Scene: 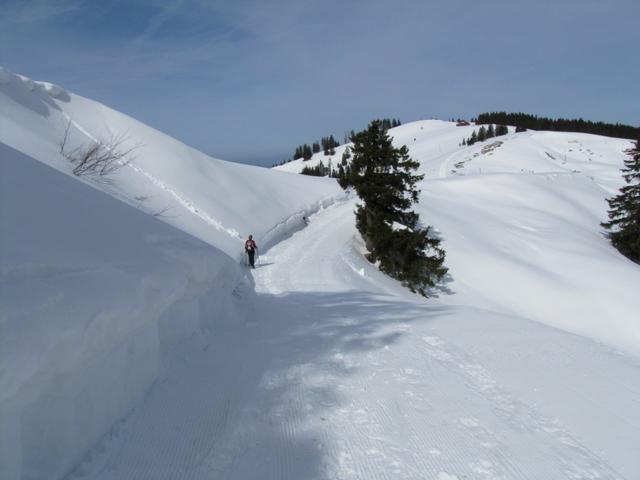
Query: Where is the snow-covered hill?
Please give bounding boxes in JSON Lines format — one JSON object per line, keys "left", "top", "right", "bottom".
{"left": 276, "top": 120, "right": 640, "bottom": 353}
{"left": 0, "top": 66, "right": 344, "bottom": 257}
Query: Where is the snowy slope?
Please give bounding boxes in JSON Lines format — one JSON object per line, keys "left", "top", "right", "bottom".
{"left": 0, "top": 66, "right": 344, "bottom": 257}
{"left": 277, "top": 120, "right": 640, "bottom": 354}
{"left": 276, "top": 142, "right": 353, "bottom": 175}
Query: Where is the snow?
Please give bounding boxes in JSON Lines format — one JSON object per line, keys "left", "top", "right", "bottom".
{"left": 277, "top": 119, "right": 640, "bottom": 355}
{"left": 276, "top": 143, "right": 353, "bottom": 175}
{"left": 0, "top": 67, "right": 11, "bottom": 84}
{"left": 59, "top": 198, "right": 640, "bottom": 480}
{"left": 0, "top": 67, "right": 343, "bottom": 480}
{"left": 2, "top": 66, "right": 640, "bottom": 480}
{"left": 390, "top": 220, "right": 410, "bottom": 231}
{"left": 0, "top": 67, "right": 344, "bottom": 258}
{"left": 36, "top": 81, "right": 68, "bottom": 99}
{"left": 0, "top": 143, "right": 237, "bottom": 480}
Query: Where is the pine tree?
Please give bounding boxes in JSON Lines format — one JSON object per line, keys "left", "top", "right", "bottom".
{"left": 487, "top": 124, "right": 495, "bottom": 138}
{"left": 350, "top": 120, "right": 447, "bottom": 296}
{"left": 496, "top": 125, "right": 509, "bottom": 136}
{"left": 477, "top": 126, "right": 487, "bottom": 142}
{"left": 303, "top": 144, "right": 313, "bottom": 160}
{"left": 602, "top": 139, "right": 640, "bottom": 262}
{"left": 341, "top": 146, "right": 351, "bottom": 164}
{"left": 312, "top": 142, "right": 320, "bottom": 153}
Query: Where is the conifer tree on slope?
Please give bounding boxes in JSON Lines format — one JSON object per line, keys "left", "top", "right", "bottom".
{"left": 602, "top": 139, "right": 640, "bottom": 262}
{"left": 350, "top": 120, "right": 447, "bottom": 296}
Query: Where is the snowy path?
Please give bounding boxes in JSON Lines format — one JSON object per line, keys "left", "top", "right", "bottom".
{"left": 69, "top": 201, "right": 640, "bottom": 480}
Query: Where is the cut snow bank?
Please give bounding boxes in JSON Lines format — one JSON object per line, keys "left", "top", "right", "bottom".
{"left": 0, "top": 144, "right": 239, "bottom": 480}
{"left": 0, "top": 67, "right": 343, "bottom": 480}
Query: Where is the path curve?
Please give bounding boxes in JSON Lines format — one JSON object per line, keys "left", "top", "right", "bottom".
{"left": 67, "top": 200, "right": 640, "bottom": 480}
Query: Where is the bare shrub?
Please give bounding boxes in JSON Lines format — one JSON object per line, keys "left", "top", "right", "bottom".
{"left": 59, "top": 119, "right": 141, "bottom": 177}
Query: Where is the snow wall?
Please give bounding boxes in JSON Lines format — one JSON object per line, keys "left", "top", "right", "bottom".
{"left": 0, "top": 145, "right": 239, "bottom": 480}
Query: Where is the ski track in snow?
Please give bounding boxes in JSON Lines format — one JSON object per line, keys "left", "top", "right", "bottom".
{"left": 438, "top": 150, "right": 462, "bottom": 178}
{"left": 65, "top": 198, "right": 640, "bottom": 480}
{"left": 126, "top": 162, "right": 242, "bottom": 240}
{"left": 61, "top": 113, "right": 242, "bottom": 241}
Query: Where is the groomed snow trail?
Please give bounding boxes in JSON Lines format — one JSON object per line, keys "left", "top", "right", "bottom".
{"left": 69, "top": 200, "right": 640, "bottom": 480}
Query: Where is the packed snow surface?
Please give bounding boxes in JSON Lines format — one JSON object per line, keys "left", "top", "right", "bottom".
{"left": 63, "top": 199, "right": 640, "bottom": 480}
{"left": 1, "top": 66, "right": 639, "bottom": 479}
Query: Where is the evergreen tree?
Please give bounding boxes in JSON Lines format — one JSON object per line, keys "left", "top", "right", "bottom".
{"left": 469, "top": 130, "right": 478, "bottom": 145}
{"left": 301, "top": 164, "right": 323, "bottom": 176}
{"left": 303, "top": 144, "right": 313, "bottom": 160}
{"left": 341, "top": 147, "right": 351, "bottom": 164}
{"left": 337, "top": 163, "right": 351, "bottom": 189}
{"left": 477, "top": 126, "right": 487, "bottom": 142}
{"left": 602, "top": 140, "right": 640, "bottom": 262}
{"left": 350, "top": 120, "right": 447, "bottom": 296}
{"left": 487, "top": 124, "right": 495, "bottom": 138}
{"left": 321, "top": 136, "right": 333, "bottom": 155}
{"left": 496, "top": 125, "right": 509, "bottom": 136}
{"left": 476, "top": 111, "right": 639, "bottom": 140}
{"left": 312, "top": 142, "right": 320, "bottom": 153}
{"left": 331, "top": 135, "right": 338, "bottom": 155}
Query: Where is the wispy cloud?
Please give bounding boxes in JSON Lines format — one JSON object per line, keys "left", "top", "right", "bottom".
{"left": 129, "top": 0, "right": 185, "bottom": 48}
{"left": 1, "top": 0, "right": 638, "bottom": 162}
{"left": 0, "top": 0, "right": 80, "bottom": 26}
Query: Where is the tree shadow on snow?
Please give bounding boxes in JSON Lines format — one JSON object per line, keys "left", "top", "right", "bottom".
{"left": 200, "top": 278, "right": 455, "bottom": 479}
{"left": 65, "top": 275, "right": 456, "bottom": 480}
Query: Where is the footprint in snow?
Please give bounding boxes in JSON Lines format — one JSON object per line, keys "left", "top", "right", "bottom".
{"left": 437, "top": 473, "right": 460, "bottom": 480}
{"left": 459, "top": 416, "right": 481, "bottom": 428}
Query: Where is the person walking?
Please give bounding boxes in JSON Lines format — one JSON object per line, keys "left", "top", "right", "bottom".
{"left": 245, "top": 234, "right": 258, "bottom": 268}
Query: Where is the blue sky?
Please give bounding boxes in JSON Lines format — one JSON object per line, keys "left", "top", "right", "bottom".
{"left": 1, "top": 0, "right": 638, "bottom": 165}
